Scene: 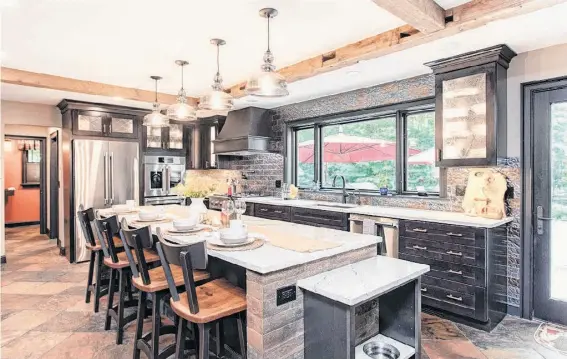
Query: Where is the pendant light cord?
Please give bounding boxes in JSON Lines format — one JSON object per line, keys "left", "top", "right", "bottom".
{"left": 216, "top": 43, "right": 220, "bottom": 74}
{"left": 180, "top": 64, "right": 184, "bottom": 91}
{"left": 154, "top": 78, "right": 158, "bottom": 103}
{"left": 267, "top": 16, "right": 271, "bottom": 52}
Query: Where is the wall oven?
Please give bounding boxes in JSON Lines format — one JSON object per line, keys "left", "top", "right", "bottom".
{"left": 143, "top": 155, "right": 186, "bottom": 205}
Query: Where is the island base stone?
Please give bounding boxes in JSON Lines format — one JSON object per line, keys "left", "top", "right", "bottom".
{"left": 246, "top": 245, "right": 378, "bottom": 359}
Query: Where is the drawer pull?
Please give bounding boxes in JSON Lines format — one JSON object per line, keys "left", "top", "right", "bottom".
{"left": 412, "top": 228, "right": 428, "bottom": 233}
{"left": 447, "top": 269, "right": 463, "bottom": 275}
{"left": 413, "top": 245, "right": 427, "bottom": 250}
{"left": 421, "top": 288, "right": 427, "bottom": 293}
{"left": 274, "top": 210, "right": 283, "bottom": 214}
{"left": 447, "top": 232, "right": 463, "bottom": 237}
{"left": 446, "top": 250, "right": 463, "bottom": 256}
{"left": 446, "top": 294, "right": 463, "bottom": 302}
{"left": 260, "top": 208, "right": 268, "bottom": 212}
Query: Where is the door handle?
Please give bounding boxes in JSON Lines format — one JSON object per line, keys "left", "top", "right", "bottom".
{"left": 536, "top": 206, "right": 553, "bottom": 235}
{"left": 103, "top": 152, "right": 108, "bottom": 205}
{"left": 109, "top": 152, "right": 114, "bottom": 205}
{"left": 161, "top": 167, "right": 167, "bottom": 192}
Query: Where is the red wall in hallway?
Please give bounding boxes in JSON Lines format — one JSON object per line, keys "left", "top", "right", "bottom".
{"left": 4, "top": 140, "right": 40, "bottom": 223}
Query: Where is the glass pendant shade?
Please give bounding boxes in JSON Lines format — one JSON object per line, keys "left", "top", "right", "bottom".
{"left": 245, "top": 8, "right": 289, "bottom": 98}
{"left": 199, "top": 39, "right": 234, "bottom": 111}
{"left": 143, "top": 76, "right": 169, "bottom": 127}
{"left": 167, "top": 60, "right": 197, "bottom": 121}
{"left": 143, "top": 102, "right": 169, "bottom": 127}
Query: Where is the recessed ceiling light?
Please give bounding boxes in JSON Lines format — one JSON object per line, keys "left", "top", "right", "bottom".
{"left": 346, "top": 70, "right": 360, "bottom": 77}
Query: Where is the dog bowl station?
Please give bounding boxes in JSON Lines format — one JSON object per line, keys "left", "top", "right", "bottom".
{"left": 297, "top": 256, "right": 430, "bottom": 359}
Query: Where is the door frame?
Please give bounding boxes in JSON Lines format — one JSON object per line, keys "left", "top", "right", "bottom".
{"left": 4, "top": 135, "right": 48, "bottom": 234}
{"left": 521, "top": 75, "right": 567, "bottom": 319}
{"left": 49, "top": 131, "right": 59, "bottom": 246}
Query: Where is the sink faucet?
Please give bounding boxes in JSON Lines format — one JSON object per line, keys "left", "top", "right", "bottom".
{"left": 332, "top": 175, "right": 349, "bottom": 204}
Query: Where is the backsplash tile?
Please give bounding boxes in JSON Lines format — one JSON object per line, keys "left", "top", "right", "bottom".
{"left": 217, "top": 74, "right": 522, "bottom": 310}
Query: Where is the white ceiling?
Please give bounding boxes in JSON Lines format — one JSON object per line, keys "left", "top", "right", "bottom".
{"left": 2, "top": 0, "right": 567, "bottom": 111}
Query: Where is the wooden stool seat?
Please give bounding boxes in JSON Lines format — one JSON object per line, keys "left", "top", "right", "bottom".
{"left": 132, "top": 264, "right": 210, "bottom": 293}
{"left": 170, "top": 278, "right": 247, "bottom": 324}
{"left": 86, "top": 236, "right": 122, "bottom": 252}
{"left": 85, "top": 243, "right": 102, "bottom": 251}
{"left": 104, "top": 249, "right": 159, "bottom": 269}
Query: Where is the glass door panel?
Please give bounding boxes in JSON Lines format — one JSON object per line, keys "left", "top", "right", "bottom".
{"left": 146, "top": 127, "right": 163, "bottom": 149}
{"left": 168, "top": 124, "right": 184, "bottom": 150}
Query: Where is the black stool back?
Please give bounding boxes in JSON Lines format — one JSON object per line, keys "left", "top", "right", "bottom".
{"left": 156, "top": 234, "right": 208, "bottom": 315}
{"left": 119, "top": 218, "right": 155, "bottom": 286}
{"left": 93, "top": 214, "right": 121, "bottom": 262}
{"left": 77, "top": 206, "right": 97, "bottom": 248}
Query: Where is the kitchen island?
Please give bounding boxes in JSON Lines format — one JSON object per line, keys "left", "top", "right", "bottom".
{"left": 105, "top": 206, "right": 383, "bottom": 359}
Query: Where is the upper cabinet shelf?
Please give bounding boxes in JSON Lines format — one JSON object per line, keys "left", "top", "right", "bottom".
{"left": 425, "top": 45, "right": 517, "bottom": 167}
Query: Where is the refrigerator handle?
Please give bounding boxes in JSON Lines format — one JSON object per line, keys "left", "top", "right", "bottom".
{"left": 165, "top": 165, "right": 171, "bottom": 194}
{"left": 109, "top": 152, "right": 114, "bottom": 204}
{"left": 161, "top": 166, "right": 167, "bottom": 193}
{"left": 103, "top": 152, "right": 109, "bottom": 205}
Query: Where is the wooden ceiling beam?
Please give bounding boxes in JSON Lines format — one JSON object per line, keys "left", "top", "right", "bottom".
{"left": 227, "top": 0, "right": 566, "bottom": 99}
{"left": 371, "top": 0, "right": 446, "bottom": 34}
{"left": 1, "top": 67, "right": 199, "bottom": 106}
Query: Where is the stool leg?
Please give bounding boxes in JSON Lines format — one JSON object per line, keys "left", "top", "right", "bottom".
{"left": 85, "top": 251, "right": 96, "bottom": 304}
{"left": 116, "top": 268, "right": 126, "bottom": 345}
{"left": 151, "top": 292, "right": 162, "bottom": 359}
{"left": 198, "top": 323, "right": 211, "bottom": 359}
{"left": 133, "top": 291, "right": 146, "bottom": 359}
{"left": 175, "top": 317, "right": 187, "bottom": 359}
{"left": 105, "top": 268, "right": 116, "bottom": 330}
{"left": 93, "top": 251, "right": 103, "bottom": 313}
{"left": 215, "top": 320, "right": 225, "bottom": 358}
{"left": 237, "top": 312, "right": 246, "bottom": 359}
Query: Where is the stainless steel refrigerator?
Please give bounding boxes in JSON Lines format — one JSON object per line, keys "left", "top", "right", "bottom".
{"left": 73, "top": 140, "right": 139, "bottom": 262}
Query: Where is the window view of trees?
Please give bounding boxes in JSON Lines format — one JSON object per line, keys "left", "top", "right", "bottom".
{"left": 293, "top": 108, "right": 440, "bottom": 194}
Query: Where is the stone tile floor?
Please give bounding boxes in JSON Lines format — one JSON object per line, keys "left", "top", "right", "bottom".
{"left": 1, "top": 225, "right": 566, "bottom": 359}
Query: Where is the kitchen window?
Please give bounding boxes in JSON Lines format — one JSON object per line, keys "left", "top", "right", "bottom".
{"left": 289, "top": 99, "right": 444, "bottom": 196}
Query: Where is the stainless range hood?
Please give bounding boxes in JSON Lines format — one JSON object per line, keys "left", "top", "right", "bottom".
{"left": 213, "top": 107, "right": 272, "bottom": 156}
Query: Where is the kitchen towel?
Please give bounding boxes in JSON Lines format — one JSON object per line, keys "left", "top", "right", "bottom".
{"left": 362, "top": 219, "right": 377, "bottom": 235}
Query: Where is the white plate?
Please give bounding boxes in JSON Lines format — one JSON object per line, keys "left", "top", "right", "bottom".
{"left": 207, "top": 235, "right": 256, "bottom": 247}
{"left": 112, "top": 208, "right": 139, "bottom": 214}
{"left": 168, "top": 225, "right": 205, "bottom": 234}
{"left": 135, "top": 214, "right": 166, "bottom": 222}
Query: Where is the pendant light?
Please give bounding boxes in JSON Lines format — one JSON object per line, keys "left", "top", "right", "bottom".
{"left": 245, "top": 8, "right": 289, "bottom": 97}
{"left": 143, "top": 76, "right": 169, "bottom": 127}
{"left": 167, "top": 60, "right": 197, "bottom": 121}
{"left": 199, "top": 39, "right": 234, "bottom": 111}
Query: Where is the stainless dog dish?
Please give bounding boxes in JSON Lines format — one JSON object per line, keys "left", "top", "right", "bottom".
{"left": 362, "top": 342, "right": 401, "bottom": 359}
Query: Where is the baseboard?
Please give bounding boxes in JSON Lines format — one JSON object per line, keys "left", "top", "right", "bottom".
{"left": 1, "top": 255, "right": 6, "bottom": 264}
{"left": 5, "top": 221, "right": 40, "bottom": 228}
{"left": 59, "top": 247, "right": 66, "bottom": 256}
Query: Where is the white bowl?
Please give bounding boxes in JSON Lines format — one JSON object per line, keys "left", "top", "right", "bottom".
{"left": 173, "top": 218, "right": 198, "bottom": 231}
{"left": 138, "top": 211, "right": 159, "bottom": 221}
{"left": 219, "top": 228, "right": 248, "bottom": 245}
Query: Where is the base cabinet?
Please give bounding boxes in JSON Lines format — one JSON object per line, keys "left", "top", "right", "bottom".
{"left": 399, "top": 220, "right": 508, "bottom": 329}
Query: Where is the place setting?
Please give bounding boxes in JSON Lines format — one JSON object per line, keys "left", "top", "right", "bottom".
{"left": 130, "top": 208, "right": 173, "bottom": 226}
{"left": 205, "top": 219, "right": 266, "bottom": 251}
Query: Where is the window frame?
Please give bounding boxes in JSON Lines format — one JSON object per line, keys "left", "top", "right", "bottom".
{"left": 286, "top": 97, "right": 445, "bottom": 196}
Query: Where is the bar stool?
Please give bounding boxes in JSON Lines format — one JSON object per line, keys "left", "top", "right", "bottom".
{"left": 121, "top": 220, "right": 210, "bottom": 359}
{"left": 77, "top": 205, "right": 122, "bottom": 313}
{"left": 93, "top": 214, "right": 144, "bottom": 344}
{"left": 157, "top": 237, "right": 247, "bottom": 359}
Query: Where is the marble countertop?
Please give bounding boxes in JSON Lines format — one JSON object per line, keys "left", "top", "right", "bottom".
{"left": 297, "top": 256, "right": 429, "bottom": 306}
{"left": 102, "top": 206, "right": 380, "bottom": 275}
{"left": 242, "top": 197, "right": 512, "bottom": 228}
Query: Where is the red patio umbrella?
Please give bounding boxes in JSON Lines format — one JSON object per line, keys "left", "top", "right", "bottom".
{"left": 298, "top": 133, "right": 420, "bottom": 163}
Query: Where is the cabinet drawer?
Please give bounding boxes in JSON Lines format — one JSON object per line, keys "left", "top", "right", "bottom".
{"left": 291, "top": 207, "right": 348, "bottom": 231}
{"left": 421, "top": 278, "right": 487, "bottom": 322}
{"left": 254, "top": 204, "right": 291, "bottom": 221}
{"left": 400, "top": 221, "right": 485, "bottom": 249}
{"left": 400, "top": 253, "right": 486, "bottom": 287}
{"left": 400, "top": 236, "right": 485, "bottom": 267}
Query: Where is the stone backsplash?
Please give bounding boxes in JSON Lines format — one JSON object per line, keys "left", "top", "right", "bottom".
{"left": 218, "top": 74, "right": 522, "bottom": 311}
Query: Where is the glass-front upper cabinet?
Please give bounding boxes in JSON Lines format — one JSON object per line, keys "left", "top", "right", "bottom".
{"left": 142, "top": 122, "right": 189, "bottom": 154}
{"left": 72, "top": 110, "right": 138, "bottom": 139}
{"left": 426, "top": 45, "right": 517, "bottom": 167}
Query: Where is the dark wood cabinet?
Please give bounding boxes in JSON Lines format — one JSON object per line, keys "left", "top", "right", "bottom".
{"left": 142, "top": 121, "right": 191, "bottom": 156}
{"left": 399, "top": 220, "right": 508, "bottom": 329}
{"left": 254, "top": 203, "right": 291, "bottom": 221}
{"left": 425, "top": 45, "right": 516, "bottom": 167}
{"left": 73, "top": 110, "right": 139, "bottom": 139}
{"left": 194, "top": 116, "right": 226, "bottom": 169}
{"left": 291, "top": 207, "right": 348, "bottom": 231}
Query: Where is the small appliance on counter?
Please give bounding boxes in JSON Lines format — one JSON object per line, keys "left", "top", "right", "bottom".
{"left": 143, "top": 155, "right": 186, "bottom": 206}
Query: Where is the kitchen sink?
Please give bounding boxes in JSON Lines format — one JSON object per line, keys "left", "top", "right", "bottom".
{"left": 315, "top": 203, "right": 358, "bottom": 209}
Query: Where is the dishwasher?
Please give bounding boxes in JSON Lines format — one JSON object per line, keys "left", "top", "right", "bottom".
{"left": 349, "top": 214, "right": 399, "bottom": 258}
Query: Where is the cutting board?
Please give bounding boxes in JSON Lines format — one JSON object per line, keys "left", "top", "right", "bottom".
{"left": 461, "top": 169, "right": 507, "bottom": 220}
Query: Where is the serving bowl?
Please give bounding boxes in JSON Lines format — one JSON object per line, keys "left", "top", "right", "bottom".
{"left": 138, "top": 211, "right": 159, "bottom": 221}
{"left": 218, "top": 228, "right": 249, "bottom": 245}
{"left": 173, "top": 218, "right": 198, "bottom": 232}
